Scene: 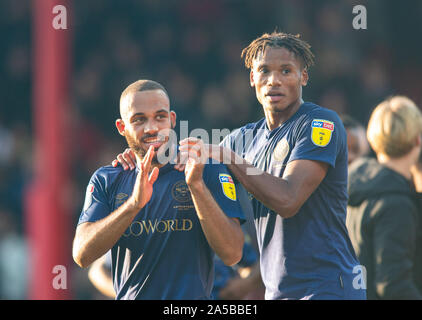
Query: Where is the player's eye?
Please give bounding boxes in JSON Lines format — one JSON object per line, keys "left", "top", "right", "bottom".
{"left": 132, "top": 117, "right": 146, "bottom": 124}
{"left": 282, "top": 68, "right": 291, "bottom": 75}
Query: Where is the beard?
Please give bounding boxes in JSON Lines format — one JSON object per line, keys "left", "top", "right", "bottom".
{"left": 124, "top": 133, "right": 156, "bottom": 164}
{"left": 124, "top": 133, "right": 174, "bottom": 166}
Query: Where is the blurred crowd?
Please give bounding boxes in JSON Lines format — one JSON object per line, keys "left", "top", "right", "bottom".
{"left": 0, "top": 0, "right": 421, "bottom": 299}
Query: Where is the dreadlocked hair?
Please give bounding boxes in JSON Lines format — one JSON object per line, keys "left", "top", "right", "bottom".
{"left": 241, "top": 32, "right": 315, "bottom": 70}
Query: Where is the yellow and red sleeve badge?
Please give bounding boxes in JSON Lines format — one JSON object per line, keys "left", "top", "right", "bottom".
{"left": 311, "top": 119, "right": 334, "bottom": 147}
{"left": 218, "top": 174, "right": 237, "bottom": 201}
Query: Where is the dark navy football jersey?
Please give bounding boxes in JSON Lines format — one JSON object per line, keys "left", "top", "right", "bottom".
{"left": 78, "top": 161, "right": 245, "bottom": 300}
{"left": 221, "top": 102, "right": 366, "bottom": 300}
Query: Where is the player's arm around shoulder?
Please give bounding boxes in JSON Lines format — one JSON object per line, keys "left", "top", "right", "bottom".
{"left": 180, "top": 138, "right": 244, "bottom": 266}
{"left": 207, "top": 111, "right": 336, "bottom": 218}
{"left": 226, "top": 154, "right": 328, "bottom": 218}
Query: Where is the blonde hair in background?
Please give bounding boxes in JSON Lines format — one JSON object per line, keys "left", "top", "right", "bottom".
{"left": 367, "top": 96, "right": 422, "bottom": 158}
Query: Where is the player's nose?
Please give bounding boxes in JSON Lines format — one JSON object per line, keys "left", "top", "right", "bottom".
{"left": 267, "top": 71, "right": 282, "bottom": 86}
{"left": 144, "top": 119, "right": 159, "bottom": 134}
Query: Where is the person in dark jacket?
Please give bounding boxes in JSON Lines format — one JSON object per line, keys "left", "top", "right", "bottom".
{"left": 346, "top": 96, "right": 422, "bottom": 300}
{"left": 411, "top": 152, "right": 422, "bottom": 292}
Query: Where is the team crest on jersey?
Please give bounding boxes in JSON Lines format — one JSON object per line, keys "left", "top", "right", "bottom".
{"left": 273, "top": 138, "right": 289, "bottom": 162}
{"left": 311, "top": 119, "right": 334, "bottom": 147}
{"left": 171, "top": 180, "right": 192, "bottom": 203}
{"left": 219, "top": 174, "right": 236, "bottom": 201}
{"left": 83, "top": 183, "right": 94, "bottom": 212}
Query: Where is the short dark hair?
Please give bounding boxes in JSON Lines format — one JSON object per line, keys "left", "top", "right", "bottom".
{"left": 120, "top": 79, "right": 169, "bottom": 102}
{"left": 119, "top": 80, "right": 170, "bottom": 116}
{"left": 241, "top": 32, "right": 315, "bottom": 70}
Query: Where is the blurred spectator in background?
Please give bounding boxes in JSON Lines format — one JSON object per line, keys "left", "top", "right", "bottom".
{"left": 88, "top": 251, "right": 115, "bottom": 299}
{"left": 340, "top": 114, "right": 370, "bottom": 165}
{"left": 346, "top": 96, "right": 422, "bottom": 299}
{"left": 411, "top": 150, "right": 422, "bottom": 196}
{"left": 213, "top": 243, "right": 263, "bottom": 300}
{"left": 411, "top": 151, "right": 422, "bottom": 292}
{"left": 0, "top": 207, "right": 28, "bottom": 299}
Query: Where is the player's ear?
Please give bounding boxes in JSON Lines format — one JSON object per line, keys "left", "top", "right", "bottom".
{"left": 170, "top": 111, "right": 176, "bottom": 129}
{"left": 301, "top": 68, "right": 309, "bottom": 87}
{"left": 115, "top": 119, "right": 126, "bottom": 136}
{"left": 250, "top": 70, "right": 255, "bottom": 88}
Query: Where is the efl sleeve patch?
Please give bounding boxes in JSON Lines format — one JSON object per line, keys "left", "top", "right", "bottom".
{"left": 311, "top": 119, "right": 334, "bottom": 147}
{"left": 218, "top": 174, "right": 237, "bottom": 201}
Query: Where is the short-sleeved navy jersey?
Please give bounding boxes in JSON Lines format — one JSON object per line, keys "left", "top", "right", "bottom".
{"left": 78, "top": 161, "right": 245, "bottom": 300}
{"left": 221, "top": 102, "right": 366, "bottom": 300}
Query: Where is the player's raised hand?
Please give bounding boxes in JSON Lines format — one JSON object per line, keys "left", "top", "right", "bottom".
{"left": 179, "top": 138, "right": 208, "bottom": 186}
{"left": 128, "top": 146, "right": 159, "bottom": 210}
{"left": 112, "top": 148, "right": 137, "bottom": 170}
{"left": 173, "top": 152, "right": 186, "bottom": 172}
{"left": 175, "top": 141, "right": 229, "bottom": 173}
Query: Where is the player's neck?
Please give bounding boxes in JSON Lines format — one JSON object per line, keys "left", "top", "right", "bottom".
{"left": 377, "top": 153, "right": 415, "bottom": 181}
{"left": 264, "top": 98, "right": 303, "bottom": 131}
